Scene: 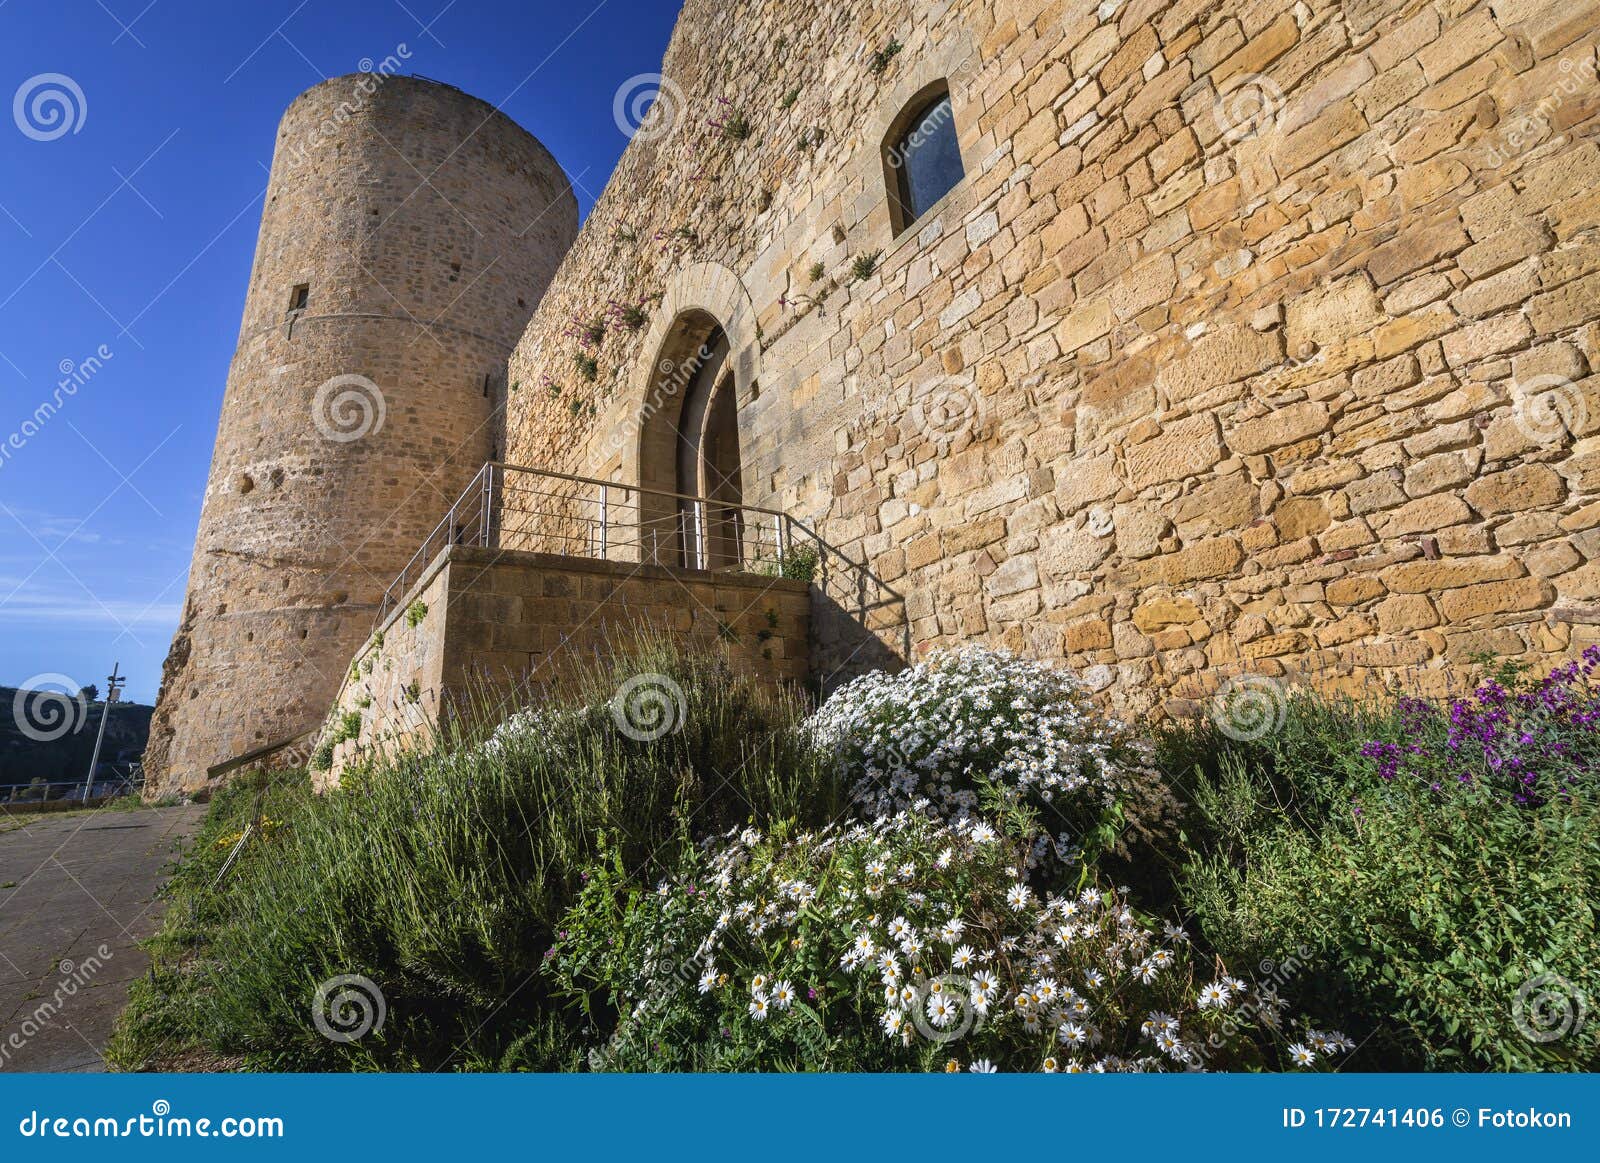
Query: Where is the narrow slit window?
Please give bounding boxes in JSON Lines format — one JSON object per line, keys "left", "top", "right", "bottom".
{"left": 287, "top": 284, "right": 309, "bottom": 315}
{"left": 886, "top": 87, "right": 963, "bottom": 234}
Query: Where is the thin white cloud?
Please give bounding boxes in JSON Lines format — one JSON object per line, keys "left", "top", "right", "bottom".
{"left": 0, "top": 594, "right": 181, "bottom": 626}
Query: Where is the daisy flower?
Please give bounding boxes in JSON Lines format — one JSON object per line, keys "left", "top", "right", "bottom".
{"left": 968, "top": 1059, "right": 997, "bottom": 1073}
{"left": 1058, "top": 1021, "right": 1089, "bottom": 1048}
{"left": 771, "top": 980, "right": 796, "bottom": 1010}
{"left": 926, "top": 995, "right": 960, "bottom": 1028}
{"left": 951, "top": 944, "right": 975, "bottom": 970}
{"left": 1197, "top": 982, "right": 1231, "bottom": 1009}
{"left": 1041, "top": 1057, "right": 1059, "bottom": 1073}
{"left": 698, "top": 968, "right": 717, "bottom": 994}
{"left": 1006, "top": 884, "right": 1031, "bottom": 910}
{"left": 749, "top": 996, "right": 770, "bottom": 1021}
{"left": 1288, "top": 1043, "right": 1316, "bottom": 1067}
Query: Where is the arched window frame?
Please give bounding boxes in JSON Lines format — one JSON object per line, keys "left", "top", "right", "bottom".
{"left": 882, "top": 79, "right": 966, "bottom": 237}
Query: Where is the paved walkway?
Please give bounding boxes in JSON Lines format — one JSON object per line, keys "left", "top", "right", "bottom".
{"left": 0, "top": 804, "right": 206, "bottom": 1072}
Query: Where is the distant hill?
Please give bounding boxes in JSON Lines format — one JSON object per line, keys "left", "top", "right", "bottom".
{"left": 1, "top": 685, "right": 153, "bottom": 789}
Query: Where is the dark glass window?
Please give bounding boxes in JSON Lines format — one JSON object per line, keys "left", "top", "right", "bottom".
{"left": 890, "top": 92, "right": 963, "bottom": 232}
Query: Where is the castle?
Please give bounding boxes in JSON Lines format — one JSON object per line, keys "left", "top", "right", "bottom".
{"left": 145, "top": 0, "right": 1600, "bottom": 794}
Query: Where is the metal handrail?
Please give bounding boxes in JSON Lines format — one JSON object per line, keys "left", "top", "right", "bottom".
{"left": 373, "top": 462, "right": 910, "bottom": 658}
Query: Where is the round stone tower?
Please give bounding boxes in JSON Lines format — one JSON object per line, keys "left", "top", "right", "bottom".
{"left": 144, "top": 74, "right": 578, "bottom": 794}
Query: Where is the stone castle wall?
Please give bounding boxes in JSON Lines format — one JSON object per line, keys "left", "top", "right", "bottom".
{"left": 503, "top": 0, "right": 1600, "bottom": 716}
{"left": 144, "top": 75, "right": 579, "bottom": 794}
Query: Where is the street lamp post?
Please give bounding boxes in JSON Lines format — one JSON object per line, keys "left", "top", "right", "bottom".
{"left": 83, "top": 662, "right": 125, "bottom": 803}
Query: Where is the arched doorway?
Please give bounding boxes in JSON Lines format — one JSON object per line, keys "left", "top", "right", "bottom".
{"left": 637, "top": 312, "right": 746, "bottom": 569}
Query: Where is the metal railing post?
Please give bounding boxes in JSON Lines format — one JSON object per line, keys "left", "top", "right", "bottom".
{"left": 599, "top": 481, "right": 609, "bottom": 558}
{"left": 479, "top": 464, "right": 494, "bottom": 547}
{"left": 777, "top": 515, "right": 788, "bottom": 572}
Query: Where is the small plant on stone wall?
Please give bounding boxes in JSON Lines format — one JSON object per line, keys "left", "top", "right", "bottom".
{"left": 612, "top": 225, "right": 638, "bottom": 245}
{"left": 757, "top": 188, "right": 774, "bottom": 212}
{"left": 361, "top": 657, "right": 375, "bottom": 676}
{"left": 356, "top": 694, "right": 372, "bottom": 710}
{"left": 404, "top": 681, "right": 421, "bottom": 704}
{"left": 655, "top": 225, "right": 698, "bottom": 261}
{"left": 779, "top": 88, "right": 799, "bottom": 110}
{"left": 850, "top": 250, "right": 882, "bottom": 282}
{"left": 797, "top": 127, "right": 822, "bottom": 153}
{"left": 540, "top": 374, "right": 562, "bottom": 397}
{"left": 607, "top": 298, "right": 650, "bottom": 331}
{"left": 867, "top": 37, "right": 903, "bottom": 75}
{"left": 710, "top": 98, "right": 752, "bottom": 142}
{"left": 575, "top": 352, "right": 599, "bottom": 382}
{"left": 567, "top": 314, "right": 606, "bottom": 350}
{"left": 406, "top": 600, "right": 429, "bottom": 629}
{"left": 808, "top": 260, "right": 826, "bottom": 282}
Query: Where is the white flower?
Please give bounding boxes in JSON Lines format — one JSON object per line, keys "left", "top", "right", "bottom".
{"left": 771, "top": 980, "right": 795, "bottom": 1010}
{"left": 968, "top": 1059, "right": 997, "bottom": 1073}
{"left": 1197, "top": 982, "right": 1231, "bottom": 1009}
{"left": 1058, "top": 1021, "right": 1089, "bottom": 1047}
{"left": 1006, "top": 884, "right": 1031, "bottom": 910}
{"left": 881, "top": 1010, "right": 905, "bottom": 1037}
{"left": 1288, "top": 1043, "right": 1316, "bottom": 1067}
{"left": 1041, "top": 1056, "right": 1059, "bottom": 1073}
{"left": 938, "top": 918, "right": 966, "bottom": 944}
{"left": 951, "top": 944, "right": 975, "bottom": 970}
{"left": 750, "top": 974, "right": 767, "bottom": 995}
{"left": 886, "top": 916, "right": 913, "bottom": 941}
{"left": 926, "top": 994, "right": 960, "bottom": 1028}
{"left": 749, "top": 995, "right": 770, "bottom": 1021}
{"left": 698, "top": 968, "right": 717, "bottom": 994}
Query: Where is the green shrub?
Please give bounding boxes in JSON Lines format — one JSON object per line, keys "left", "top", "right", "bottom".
{"left": 1160, "top": 685, "right": 1600, "bottom": 1071}
{"left": 548, "top": 808, "right": 1348, "bottom": 1072}
{"left": 109, "top": 638, "right": 841, "bottom": 1071}
{"left": 405, "top": 600, "right": 428, "bottom": 628}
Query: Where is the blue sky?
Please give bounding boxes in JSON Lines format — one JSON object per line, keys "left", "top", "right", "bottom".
{"left": 0, "top": 0, "right": 680, "bottom": 703}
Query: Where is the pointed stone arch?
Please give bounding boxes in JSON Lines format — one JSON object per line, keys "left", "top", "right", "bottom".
{"left": 615, "top": 261, "right": 760, "bottom": 566}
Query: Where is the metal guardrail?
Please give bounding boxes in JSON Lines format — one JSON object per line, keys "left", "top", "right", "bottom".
{"left": 3, "top": 776, "right": 140, "bottom": 805}
{"left": 374, "top": 462, "right": 910, "bottom": 656}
